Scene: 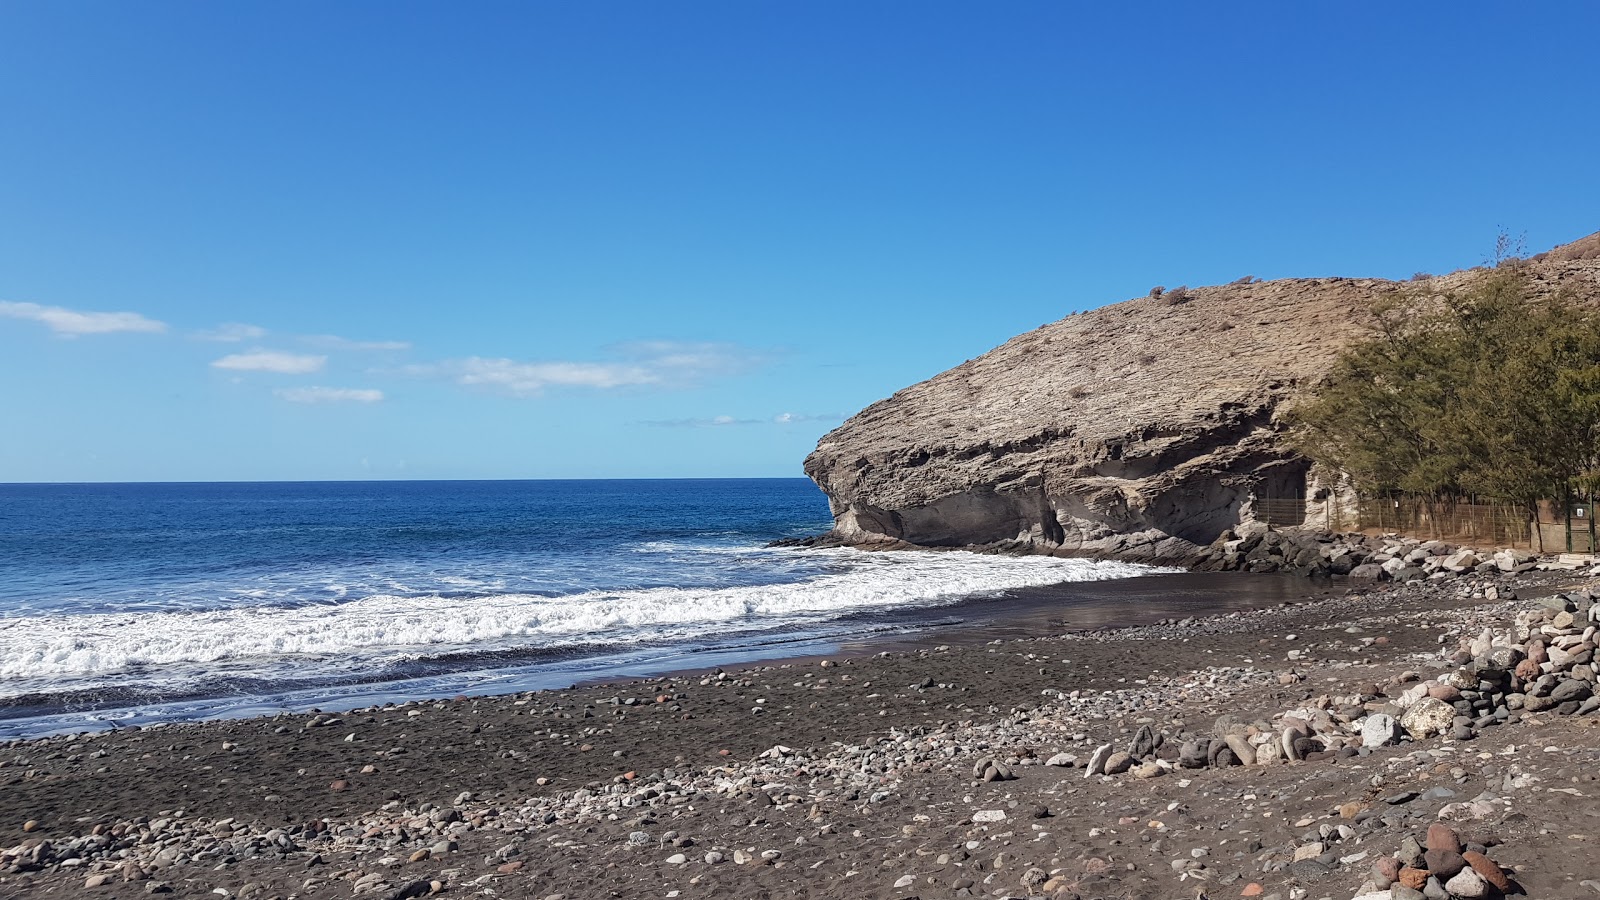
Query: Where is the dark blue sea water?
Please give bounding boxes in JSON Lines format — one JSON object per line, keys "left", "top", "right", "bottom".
{"left": 0, "top": 479, "right": 1170, "bottom": 737}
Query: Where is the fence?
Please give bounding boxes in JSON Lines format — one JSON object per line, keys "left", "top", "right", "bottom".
{"left": 1257, "top": 495, "right": 1535, "bottom": 549}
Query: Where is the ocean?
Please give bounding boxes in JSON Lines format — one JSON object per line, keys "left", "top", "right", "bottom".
{"left": 0, "top": 479, "right": 1176, "bottom": 738}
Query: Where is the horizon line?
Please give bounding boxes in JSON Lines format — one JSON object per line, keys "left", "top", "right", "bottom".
{"left": 0, "top": 475, "right": 817, "bottom": 486}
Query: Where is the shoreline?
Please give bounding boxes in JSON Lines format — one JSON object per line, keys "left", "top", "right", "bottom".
{"left": 5, "top": 566, "right": 1598, "bottom": 898}
{"left": 0, "top": 567, "right": 1318, "bottom": 742}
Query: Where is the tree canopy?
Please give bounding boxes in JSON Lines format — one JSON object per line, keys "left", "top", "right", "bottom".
{"left": 1288, "top": 268, "right": 1600, "bottom": 511}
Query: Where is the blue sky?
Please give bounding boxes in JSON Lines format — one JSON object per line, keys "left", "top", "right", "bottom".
{"left": 2, "top": 2, "right": 1597, "bottom": 482}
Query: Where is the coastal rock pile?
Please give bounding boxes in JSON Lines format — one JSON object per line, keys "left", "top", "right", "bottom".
{"left": 1057, "top": 590, "right": 1598, "bottom": 786}
{"left": 1351, "top": 823, "right": 1518, "bottom": 899}
{"left": 1198, "top": 524, "right": 1543, "bottom": 581}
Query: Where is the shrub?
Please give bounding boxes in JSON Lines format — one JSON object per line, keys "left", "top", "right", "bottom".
{"left": 1163, "top": 286, "right": 1192, "bottom": 305}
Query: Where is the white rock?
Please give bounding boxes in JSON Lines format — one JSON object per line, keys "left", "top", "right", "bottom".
{"left": 1084, "top": 742, "right": 1113, "bottom": 778}
{"left": 1400, "top": 697, "right": 1456, "bottom": 740}
{"left": 1444, "top": 867, "right": 1488, "bottom": 898}
{"left": 1360, "top": 713, "right": 1401, "bottom": 748}
{"left": 971, "top": 809, "right": 1006, "bottom": 823}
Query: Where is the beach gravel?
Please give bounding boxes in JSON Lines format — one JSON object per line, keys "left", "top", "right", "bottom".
{"left": 3, "top": 565, "right": 1599, "bottom": 898}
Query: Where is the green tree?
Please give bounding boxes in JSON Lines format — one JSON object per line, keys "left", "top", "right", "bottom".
{"left": 1289, "top": 268, "right": 1600, "bottom": 537}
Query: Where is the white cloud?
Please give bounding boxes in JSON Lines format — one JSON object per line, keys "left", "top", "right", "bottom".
{"left": 0, "top": 300, "right": 167, "bottom": 336}
{"left": 645, "top": 414, "right": 764, "bottom": 428}
{"left": 408, "top": 341, "right": 767, "bottom": 398}
{"left": 211, "top": 350, "right": 327, "bottom": 374}
{"left": 194, "top": 322, "right": 267, "bottom": 342}
{"left": 274, "top": 386, "right": 384, "bottom": 404}
{"left": 645, "top": 411, "right": 847, "bottom": 428}
{"left": 302, "top": 334, "right": 411, "bottom": 352}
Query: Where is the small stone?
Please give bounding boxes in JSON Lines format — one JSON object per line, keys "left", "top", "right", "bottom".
{"left": 1133, "top": 761, "right": 1165, "bottom": 778}
{"left": 1044, "top": 752, "right": 1076, "bottom": 767}
{"left": 704, "top": 851, "right": 725, "bottom": 865}
{"left": 1462, "top": 851, "right": 1511, "bottom": 892}
{"left": 496, "top": 861, "right": 524, "bottom": 874}
{"left": 1127, "top": 725, "right": 1156, "bottom": 759}
{"left": 664, "top": 853, "right": 687, "bottom": 865}
{"left": 1444, "top": 867, "right": 1488, "bottom": 899}
{"left": 1425, "top": 823, "right": 1461, "bottom": 853}
{"left": 1398, "top": 867, "right": 1428, "bottom": 890}
{"left": 1396, "top": 836, "right": 1425, "bottom": 868}
{"left": 22, "top": 820, "right": 39, "bottom": 833}
{"left": 1423, "top": 849, "right": 1465, "bottom": 879}
{"left": 328, "top": 780, "right": 349, "bottom": 792}
{"left": 407, "top": 849, "right": 430, "bottom": 863}
{"left": 1241, "top": 884, "right": 1263, "bottom": 897}
{"left": 893, "top": 874, "right": 914, "bottom": 888}
{"left": 1102, "top": 750, "right": 1133, "bottom": 774}
{"left": 971, "top": 809, "right": 1006, "bottom": 823}
{"left": 1401, "top": 698, "right": 1456, "bottom": 739}
{"left": 1361, "top": 713, "right": 1401, "bottom": 748}
{"left": 1084, "top": 743, "right": 1114, "bottom": 777}
{"left": 84, "top": 874, "right": 113, "bottom": 888}
{"left": 1292, "top": 841, "right": 1325, "bottom": 861}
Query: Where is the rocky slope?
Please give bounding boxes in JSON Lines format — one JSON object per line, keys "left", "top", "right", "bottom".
{"left": 804, "top": 233, "right": 1600, "bottom": 560}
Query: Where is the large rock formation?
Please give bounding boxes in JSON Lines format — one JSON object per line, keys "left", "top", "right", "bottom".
{"left": 804, "top": 232, "right": 1600, "bottom": 561}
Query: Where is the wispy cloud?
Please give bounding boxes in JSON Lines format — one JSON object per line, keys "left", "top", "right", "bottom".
{"left": 0, "top": 300, "right": 167, "bottom": 336}
{"left": 274, "top": 386, "right": 384, "bottom": 404}
{"left": 211, "top": 350, "right": 327, "bottom": 374}
{"left": 645, "top": 412, "right": 846, "bottom": 428}
{"left": 408, "top": 341, "right": 768, "bottom": 397}
{"left": 644, "top": 415, "right": 766, "bottom": 428}
{"left": 302, "top": 334, "right": 411, "bottom": 352}
{"left": 193, "top": 322, "right": 268, "bottom": 342}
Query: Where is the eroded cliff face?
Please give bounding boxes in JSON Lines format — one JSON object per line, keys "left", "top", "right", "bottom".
{"left": 804, "top": 235, "right": 1600, "bottom": 560}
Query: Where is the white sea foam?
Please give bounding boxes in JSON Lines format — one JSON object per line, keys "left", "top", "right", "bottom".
{"left": 0, "top": 549, "right": 1174, "bottom": 696}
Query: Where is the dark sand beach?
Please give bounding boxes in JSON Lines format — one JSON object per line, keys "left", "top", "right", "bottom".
{"left": 5, "top": 568, "right": 1599, "bottom": 899}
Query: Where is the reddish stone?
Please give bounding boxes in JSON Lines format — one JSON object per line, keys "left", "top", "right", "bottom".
{"left": 1426, "top": 683, "right": 1463, "bottom": 702}
{"left": 1426, "top": 822, "right": 1462, "bottom": 852}
{"left": 1515, "top": 658, "right": 1541, "bottom": 680}
{"left": 1240, "top": 884, "right": 1263, "bottom": 897}
{"left": 1398, "top": 867, "right": 1429, "bottom": 890}
{"left": 1463, "top": 851, "right": 1512, "bottom": 892}
{"left": 1372, "top": 856, "right": 1402, "bottom": 882}
{"left": 497, "top": 860, "right": 524, "bottom": 874}
{"left": 328, "top": 779, "right": 349, "bottom": 792}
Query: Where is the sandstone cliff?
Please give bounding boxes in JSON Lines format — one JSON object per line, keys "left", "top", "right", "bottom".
{"left": 804, "top": 232, "right": 1600, "bottom": 561}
